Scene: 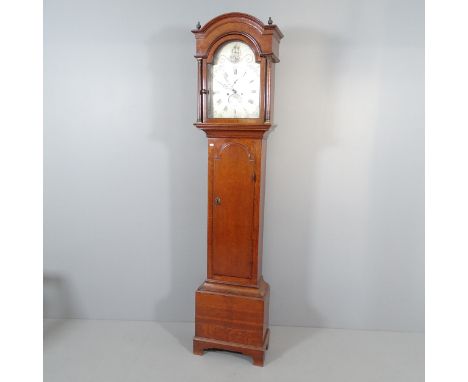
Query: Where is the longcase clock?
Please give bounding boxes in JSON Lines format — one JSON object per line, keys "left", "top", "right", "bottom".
{"left": 191, "top": 13, "right": 283, "bottom": 366}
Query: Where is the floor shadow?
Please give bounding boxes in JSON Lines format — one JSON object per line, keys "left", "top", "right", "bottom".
{"left": 201, "top": 348, "right": 253, "bottom": 364}
{"left": 266, "top": 326, "right": 319, "bottom": 364}
{"left": 158, "top": 322, "right": 193, "bottom": 354}
{"left": 43, "top": 273, "right": 80, "bottom": 344}
{"left": 43, "top": 319, "right": 69, "bottom": 344}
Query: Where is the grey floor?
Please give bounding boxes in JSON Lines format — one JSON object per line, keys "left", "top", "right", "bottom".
{"left": 44, "top": 319, "right": 424, "bottom": 382}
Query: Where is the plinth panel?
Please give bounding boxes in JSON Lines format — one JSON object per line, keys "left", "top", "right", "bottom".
{"left": 194, "top": 280, "right": 270, "bottom": 366}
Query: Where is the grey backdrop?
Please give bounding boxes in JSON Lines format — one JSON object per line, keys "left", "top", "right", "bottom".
{"left": 44, "top": 0, "right": 424, "bottom": 332}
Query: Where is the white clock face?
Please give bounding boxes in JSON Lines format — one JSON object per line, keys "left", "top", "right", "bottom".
{"left": 208, "top": 41, "right": 260, "bottom": 119}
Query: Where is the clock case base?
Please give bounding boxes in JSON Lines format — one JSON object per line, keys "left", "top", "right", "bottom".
{"left": 193, "top": 278, "right": 270, "bottom": 366}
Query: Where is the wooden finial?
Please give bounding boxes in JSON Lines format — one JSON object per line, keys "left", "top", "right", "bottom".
{"left": 196, "top": 21, "right": 201, "bottom": 30}
{"left": 267, "top": 17, "right": 273, "bottom": 25}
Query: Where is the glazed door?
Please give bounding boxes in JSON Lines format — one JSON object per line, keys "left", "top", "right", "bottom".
{"left": 211, "top": 140, "right": 256, "bottom": 281}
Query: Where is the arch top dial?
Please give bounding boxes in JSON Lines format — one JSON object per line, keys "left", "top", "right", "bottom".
{"left": 208, "top": 41, "right": 260, "bottom": 119}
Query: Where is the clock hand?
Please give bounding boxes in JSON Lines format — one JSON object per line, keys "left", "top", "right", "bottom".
{"left": 216, "top": 80, "right": 231, "bottom": 89}
{"left": 232, "top": 72, "right": 246, "bottom": 87}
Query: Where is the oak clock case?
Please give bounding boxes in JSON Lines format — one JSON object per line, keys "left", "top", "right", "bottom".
{"left": 191, "top": 13, "right": 283, "bottom": 367}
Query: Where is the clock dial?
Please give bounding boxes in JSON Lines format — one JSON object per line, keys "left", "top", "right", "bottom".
{"left": 208, "top": 41, "right": 260, "bottom": 118}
